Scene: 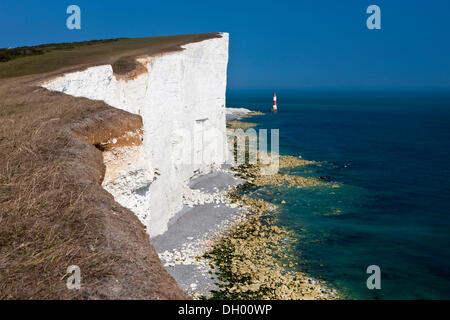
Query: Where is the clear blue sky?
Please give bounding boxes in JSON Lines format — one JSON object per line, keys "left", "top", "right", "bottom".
{"left": 1, "top": 0, "right": 449, "bottom": 91}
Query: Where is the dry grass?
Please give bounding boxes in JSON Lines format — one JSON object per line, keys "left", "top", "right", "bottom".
{"left": 0, "top": 33, "right": 221, "bottom": 79}
{"left": 0, "top": 33, "right": 222, "bottom": 299}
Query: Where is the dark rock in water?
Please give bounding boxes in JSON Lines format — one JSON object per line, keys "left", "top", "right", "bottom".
{"left": 319, "top": 176, "right": 332, "bottom": 181}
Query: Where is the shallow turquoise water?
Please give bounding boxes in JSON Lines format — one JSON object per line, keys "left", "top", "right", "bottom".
{"left": 227, "top": 90, "right": 450, "bottom": 299}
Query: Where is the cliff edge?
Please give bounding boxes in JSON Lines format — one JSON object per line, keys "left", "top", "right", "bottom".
{"left": 0, "top": 33, "right": 227, "bottom": 299}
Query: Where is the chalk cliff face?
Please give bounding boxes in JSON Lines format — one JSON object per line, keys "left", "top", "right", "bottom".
{"left": 43, "top": 33, "right": 229, "bottom": 237}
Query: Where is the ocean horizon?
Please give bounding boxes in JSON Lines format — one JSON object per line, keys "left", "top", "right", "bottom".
{"left": 227, "top": 89, "right": 450, "bottom": 299}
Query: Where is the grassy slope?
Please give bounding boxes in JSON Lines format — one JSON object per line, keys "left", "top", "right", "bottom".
{"left": 0, "top": 33, "right": 221, "bottom": 299}
{"left": 0, "top": 33, "right": 221, "bottom": 78}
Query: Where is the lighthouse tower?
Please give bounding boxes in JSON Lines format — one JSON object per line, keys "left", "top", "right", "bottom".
{"left": 271, "top": 92, "right": 278, "bottom": 112}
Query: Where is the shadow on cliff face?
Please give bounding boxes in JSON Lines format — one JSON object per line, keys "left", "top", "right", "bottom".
{"left": 0, "top": 35, "right": 230, "bottom": 299}
{"left": 0, "top": 75, "right": 192, "bottom": 299}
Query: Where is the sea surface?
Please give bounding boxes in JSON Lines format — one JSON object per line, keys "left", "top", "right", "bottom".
{"left": 227, "top": 90, "right": 450, "bottom": 299}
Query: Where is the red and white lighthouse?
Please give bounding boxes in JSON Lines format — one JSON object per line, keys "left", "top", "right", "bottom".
{"left": 271, "top": 92, "right": 278, "bottom": 112}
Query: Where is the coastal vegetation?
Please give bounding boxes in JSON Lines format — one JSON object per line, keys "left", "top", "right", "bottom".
{"left": 0, "top": 34, "right": 225, "bottom": 299}
{"left": 0, "top": 33, "right": 221, "bottom": 78}
{"left": 0, "top": 39, "right": 120, "bottom": 63}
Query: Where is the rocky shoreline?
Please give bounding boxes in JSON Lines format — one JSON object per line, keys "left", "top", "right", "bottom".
{"left": 202, "top": 163, "right": 338, "bottom": 299}
{"left": 153, "top": 108, "right": 338, "bottom": 300}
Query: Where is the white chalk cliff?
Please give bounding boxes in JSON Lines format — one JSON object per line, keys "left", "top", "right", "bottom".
{"left": 42, "top": 33, "right": 229, "bottom": 237}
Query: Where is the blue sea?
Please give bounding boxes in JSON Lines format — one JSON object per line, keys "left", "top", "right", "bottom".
{"left": 227, "top": 90, "right": 450, "bottom": 299}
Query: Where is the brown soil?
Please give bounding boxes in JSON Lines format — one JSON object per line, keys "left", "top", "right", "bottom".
{"left": 0, "top": 33, "right": 221, "bottom": 299}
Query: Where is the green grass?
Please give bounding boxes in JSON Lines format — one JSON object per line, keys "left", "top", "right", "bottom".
{"left": 0, "top": 39, "right": 121, "bottom": 63}
{"left": 0, "top": 33, "right": 221, "bottom": 79}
